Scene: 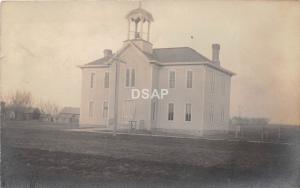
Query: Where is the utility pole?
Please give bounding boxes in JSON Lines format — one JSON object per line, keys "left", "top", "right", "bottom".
{"left": 112, "top": 57, "right": 126, "bottom": 136}
{"left": 113, "top": 59, "right": 120, "bottom": 136}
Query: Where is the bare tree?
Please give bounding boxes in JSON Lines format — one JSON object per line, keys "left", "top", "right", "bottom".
{"left": 5, "top": 90, "right": 33, "bottom": 107}
{"left": 39, "top": 101, "right": 60, "bottom": 116}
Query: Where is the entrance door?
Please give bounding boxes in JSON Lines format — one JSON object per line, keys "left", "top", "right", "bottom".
{"left": 122, "top": 100, "right": 136, "bottom": 122}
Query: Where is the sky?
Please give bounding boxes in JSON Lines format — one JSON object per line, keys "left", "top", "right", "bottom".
{"left": 1, "top": 0, "right": 300, "bottom": 125}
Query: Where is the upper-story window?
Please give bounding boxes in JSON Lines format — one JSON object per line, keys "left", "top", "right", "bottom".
{"left": 187, "top": 70, "right": 193, "bottom": 88}
{"left": 169, "top": 71, "right": 176, "bottom": 88}
{"left": 221, "top": 78, "right": 225, "bottom": 96}
{"left": 104, "top": 72, "right": 109, "bottom": 88}
{"left": 168, "top": 103, "right": 174, "bottom": 121}
{"left": 185, "top": 103, "right": 192, "bottom": 121}
{"left": 90, "top": 73, "right": 95, "bottom": 88}
{"left": 125, "top": 68, "right": 135, "bottom": 87}
{"left": 209, "top": 71, "right": 215, "bottom": 94}
{"left": 131, "top": 69, "right": 135, "bottom": 87}
{"left": 126, "top": 69, "right": 130, "bottom": 87}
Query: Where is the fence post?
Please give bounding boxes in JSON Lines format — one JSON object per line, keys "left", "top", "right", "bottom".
{"left": 0, "top": 102, "right": 5, "bottom": 127}
{"left": 235, "top": 125, "right": 239, "bottom": 138}
{"left": 1, "top": 102, "right": 6, "bottom": 187}
{"left": 261, "top": 126, "right": 264, "bottom": 141}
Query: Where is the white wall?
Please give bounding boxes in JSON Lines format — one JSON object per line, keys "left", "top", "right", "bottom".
{"left": 203, "top": 66, "right": 231, "bottom": 132}
{"left": 114, "top": 44, "right": 154, "bottom": 129}
{"left": 80, "top": 67, "right": 112, "bottom": 126}
{"left": 156, "top": 65, "right": 206, "bottom": 133}
{"left": 80, "top": 45, "right": 232, "bottom": 134}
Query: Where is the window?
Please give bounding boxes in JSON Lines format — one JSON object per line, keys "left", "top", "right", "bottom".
{"left": 125, "top": 69, "right": 135, "bottom": 87}
{"left": 131, "top": 69, "right": 135, "bottom": 87}
{"left": 168, "top": 103, "right": 174, "bottom": 121}
{"left": 221, "top": 107, "right": 224, "bottom": 121}
{"left": 126, "top": 69, "right": 130, "bottom": 87}
{"left": 221, "top": 79, "right": 225, "bottom": 96}
{"left": 103, "top": 101, "right": 108, "bottom": 119}
{"left": 151, "top": 101, "right": 156, "bottom": 120}
{"left": 169, "top": 71, "right": 176, "bottom": 88}
{"left": 187, "top": 71, "right": 193, "bottom": 88}
{"left": 209, "top": 104, "right": 214, "bottom": 123}
{"left": 104, "top": 72, "right": 109, "bottom": 88}
{"left": 185, "top": 104, "right": 192, "bottom": 121}
{"left": 89, "top": 101, "right": 94, "bottom": 118}
{"left": 209, "top": 71, "right": 215, "bottom": 93}
{"left": 90, "top": 73, "right": 95, "bottom": 88}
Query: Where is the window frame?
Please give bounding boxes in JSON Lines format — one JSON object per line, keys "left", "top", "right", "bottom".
{"left": 208, "top": 70, "right": 215, "bottom": 94}
{"left": 89, "top": 101, "right": 94, "bottom": 118}
{"left": 186, "top": 70, "right": 193, "bottom": 88}
{"left": 168, "top": 103, "right": 174, "bottom": 121}
{"left": 103, "top": 101, "right": 109, "bottom": 119}
{"left": 104, "top": 72, "right": 110, "bottom": 88}
{"left": 131, "top": 69, "right": 135, "bottom": 87}
{"left": 221, "top": 77, "right": 226, "bottom": 96}
{"left": 221, "top": 107, "right": 225, "bottom": 122}
{"left": 125, "top": 68, "right": 136, "bottom": 88}
{"left": 209, "top": 104, "right": 214, "bottom": 124}
{"left": 169, "top": 70, "right": 176, "bottom": 89}
{"left": 125, "top": 69, "right": 130, "bottom": 87}
{"left": 90, "top": 72, "right": 96, "bottom": 89}
{"left": 151, "top": 101, "right": 156, "bottom": 121}
{"left": 185, "top": 103, "right": 192, "bottom": 122}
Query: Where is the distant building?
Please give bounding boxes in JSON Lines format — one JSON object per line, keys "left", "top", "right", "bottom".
{"left": 39, "top": 113, "right": 52, "bottom": 122}
{"left": 5, "top": 106, "right": 40, "bottom": 121}
{"left": 57, "top": 107, "right": 80, "bottom": 124}
{"left": 79, "top": 4, "right": 235, "bottom": 135}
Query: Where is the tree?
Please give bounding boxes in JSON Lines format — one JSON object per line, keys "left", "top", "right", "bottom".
{"left": 39, "top": 101, "right": 60, "bottom": 116}
{"left": 32, "top": 108, "right": 41, "bottom": 120}
{"left": 5, "top": 90, "right": 33, "bottom": 108}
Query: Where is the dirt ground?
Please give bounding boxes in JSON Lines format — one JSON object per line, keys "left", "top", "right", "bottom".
{"left": 2, "top": 121, "right": 300, "bottom": 188}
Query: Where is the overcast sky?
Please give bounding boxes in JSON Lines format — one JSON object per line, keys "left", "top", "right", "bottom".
{"left": 1, "top": 0, "right": 300, "bottom": 124}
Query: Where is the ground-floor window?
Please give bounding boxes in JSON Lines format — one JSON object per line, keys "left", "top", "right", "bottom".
{"left": 151, "top": 101, "right": 156, "bottom": 121}
{"left": 103, "top": 101, "right": 108, "bottom": 119}
{"left": 185, "top": 103, "right": 192, "bottom": 121}
{"left": 168, "top": 103, "right": 174, "bottom": 121}
{"left": 221, "top": 107, "right": 224, "bottom": 122}
{"left": 89, "top": 101, "right": 94, "bottom": 118}
{"left": 209, "top": 104, "right": 214, "bottom": 123}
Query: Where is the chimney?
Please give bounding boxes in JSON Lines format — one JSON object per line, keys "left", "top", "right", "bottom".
{"left": 212, "top": 43, "right": 220, "bottom": 66}
{"left": 103, "top": 49, "right": 112, "bottom": 57}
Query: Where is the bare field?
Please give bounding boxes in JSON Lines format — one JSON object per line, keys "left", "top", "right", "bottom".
{"left": 2, "top": 121, "right": 300, "bottom": 188}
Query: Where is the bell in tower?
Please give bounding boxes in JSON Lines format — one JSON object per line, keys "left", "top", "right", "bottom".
{"left": 126, "top": 2, "right": 154, "bottom": 42}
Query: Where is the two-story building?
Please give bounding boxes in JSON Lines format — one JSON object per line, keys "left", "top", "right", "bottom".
{"left": 79, "top": 4, "right": 235, "bottom": 135}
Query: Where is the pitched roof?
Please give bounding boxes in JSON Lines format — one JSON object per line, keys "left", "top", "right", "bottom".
{"left": 85, "top": 56, "right": 112, "bottom": 66}
{"left": 150, "top": 47, "right": 211, "bottom": 63}
{"left": 80, "top": 45, "right": 234, "bottom": 75}
{"left": 59, "top": 107, "right": 80, "bottom": 115}
{"left": 83, "top": 46, "right": 210, "bottom": 67}
{"left": 126, "top": 8, "right": 154, "bottom": 22}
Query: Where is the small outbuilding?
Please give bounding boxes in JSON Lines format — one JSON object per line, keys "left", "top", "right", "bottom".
{"left": 56, "top": 107, "right": 80, "bottom": 124}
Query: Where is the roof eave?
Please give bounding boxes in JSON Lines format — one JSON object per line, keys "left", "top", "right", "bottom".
{"left": 78, "top": 64, "right": 110, "bottom": 69}
{"left": 148, "top": 60, "right": 235, "bottom": 76}
{"left": 204, "top": 63, "right": 236, "bottom": 76}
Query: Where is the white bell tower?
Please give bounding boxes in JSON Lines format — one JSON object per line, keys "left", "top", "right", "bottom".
{"left": 124, "top": 2, "right": 154, "bottom": 54}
